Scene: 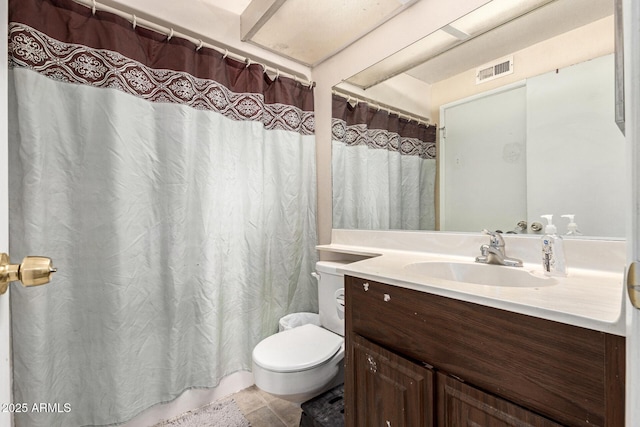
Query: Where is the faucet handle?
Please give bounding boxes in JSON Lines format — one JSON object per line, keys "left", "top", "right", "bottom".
{"left": 482, "top": 229, "right": 505, "bottom": 247}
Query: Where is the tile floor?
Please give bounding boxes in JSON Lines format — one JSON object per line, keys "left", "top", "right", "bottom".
{"left": 230, "top": 386, "right": 302, "bottom": 427}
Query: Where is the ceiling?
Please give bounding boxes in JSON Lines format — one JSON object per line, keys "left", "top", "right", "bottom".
{"left": 199, "top": 0, "right": 252, "bottom": 15}
{"left": 199, "top": 0, "right": 418, "bottom": 67}
{"left": 196, "top": 0, "right": 613, "bottom": 87}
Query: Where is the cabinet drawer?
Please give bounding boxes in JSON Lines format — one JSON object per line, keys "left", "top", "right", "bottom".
{"left": 345, "top": 275, "right": 625, "bottom": 427}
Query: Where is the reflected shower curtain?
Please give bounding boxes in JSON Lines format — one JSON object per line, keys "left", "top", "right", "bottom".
{"left": 332, "top": 94, "right": 437, "bottom": 229}
{"left": 8, "top": 1, "right": 318, "bottom": 426}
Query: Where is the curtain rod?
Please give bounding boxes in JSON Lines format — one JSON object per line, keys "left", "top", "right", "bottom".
{"left": 70, "top": 0, "right": 314, "bottom": 87}
{"left": 332, "top": 89, "right": 431, "bottom": 126}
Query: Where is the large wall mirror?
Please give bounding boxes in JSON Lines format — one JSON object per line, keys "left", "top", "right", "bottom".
{"left": 331, "top": 0, "right": 625, "bottom": 238}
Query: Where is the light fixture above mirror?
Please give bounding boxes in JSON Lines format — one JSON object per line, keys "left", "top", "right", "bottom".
{"left": 346, "top": 0, "right": 613, "bottom": 88}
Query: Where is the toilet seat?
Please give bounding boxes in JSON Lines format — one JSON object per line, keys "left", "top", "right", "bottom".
{"left": 253, "top": 324, "right": 343, "bottom": 373}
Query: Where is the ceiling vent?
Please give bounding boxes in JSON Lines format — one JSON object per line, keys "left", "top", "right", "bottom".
{"left": 476, "top": 56, "right": 514, "bottom": 84}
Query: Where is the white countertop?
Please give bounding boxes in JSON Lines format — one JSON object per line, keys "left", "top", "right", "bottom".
{"left": 318, "top": 230, "right": 627, "bottom": 336}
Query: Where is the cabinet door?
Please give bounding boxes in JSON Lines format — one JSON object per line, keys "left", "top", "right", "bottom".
{"left": 349, "top": 334, "right": 434, "bottom": 427}
{"left": 437, "top": 373, "right": 562, "bottom": 427}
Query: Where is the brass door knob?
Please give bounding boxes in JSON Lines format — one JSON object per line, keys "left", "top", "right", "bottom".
{"left": 0, "top": 253, "right": 57, "bottom": 295}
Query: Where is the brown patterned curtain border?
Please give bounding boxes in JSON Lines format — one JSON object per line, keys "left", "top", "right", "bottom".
{"left": 8, "top": 0, "right": 315, "bottom": 134}
{"left": 331, "top": 94, "right": 436, "bottom": 159}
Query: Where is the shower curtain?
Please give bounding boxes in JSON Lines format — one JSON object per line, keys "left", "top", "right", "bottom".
{"left": 332, "top": 94, "right": 437, "bottom": 229}
{"left": 7, "top": 1, "right": 318, "bottom": 426}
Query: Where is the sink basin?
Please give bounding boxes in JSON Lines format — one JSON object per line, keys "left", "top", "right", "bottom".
{"left": 403, "top": 261, "right": 556, "bottom": 288}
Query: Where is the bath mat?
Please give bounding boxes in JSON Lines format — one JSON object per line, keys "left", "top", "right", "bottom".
{"left": 153, "top": 399, "right": 250, "bottom": 427}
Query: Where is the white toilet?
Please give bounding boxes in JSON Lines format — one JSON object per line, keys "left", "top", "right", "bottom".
{"left": 252, "top": 261, "right": 347, "bottom": 403}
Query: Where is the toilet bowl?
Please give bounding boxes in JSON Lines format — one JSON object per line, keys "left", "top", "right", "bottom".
{"left": 252, "top": 261, "right": 347, "bottom": 403}
{"left": 252, "top": 324, "right": 344, "bottom": 402}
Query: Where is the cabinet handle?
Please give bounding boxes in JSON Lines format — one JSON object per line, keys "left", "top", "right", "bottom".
{"left": 383, "top": 293, "right": 391, "bottom": 302}
{"left": 362, "top": 282, "right": 369, "bottom": 291}
{"left": 366, "top": 354, "right": 377, "bottom": 373}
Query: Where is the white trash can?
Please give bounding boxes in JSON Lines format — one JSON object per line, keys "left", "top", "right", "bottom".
{"left": 278, "top": 312, "right": 320, "bottom": 332}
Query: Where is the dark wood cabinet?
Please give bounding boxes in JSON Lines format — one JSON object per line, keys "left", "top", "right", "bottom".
{"left": 344, "top": 275, "right": 625, "bottom": 427}
{"left": 437, "top": 373, "right": 561, "bottom": 427}
{"left": 349, "top": 333, "right": 434, "bottom": 427}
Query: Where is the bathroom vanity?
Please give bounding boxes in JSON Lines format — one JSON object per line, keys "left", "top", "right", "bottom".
{"left": 344, "top": 275, "right": 624, "bottom": 427}
{"left": 319, "top": 230, "right": 627, "bottom": 427}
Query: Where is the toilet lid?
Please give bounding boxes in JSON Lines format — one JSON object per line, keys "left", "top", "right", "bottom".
{"left": 253, "top": 324, "right": 343, "bottom": 373}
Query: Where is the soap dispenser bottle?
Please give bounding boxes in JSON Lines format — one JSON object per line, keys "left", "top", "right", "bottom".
{"left": 541, "top": 215, "right": 567, "bottom": 276}
{"left": 561, "top": 214, "right": 583, "bottom": 236}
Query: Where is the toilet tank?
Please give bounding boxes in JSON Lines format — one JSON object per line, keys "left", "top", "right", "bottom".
{"left": 316, "top": 261, "right": 348, "bottom": 337}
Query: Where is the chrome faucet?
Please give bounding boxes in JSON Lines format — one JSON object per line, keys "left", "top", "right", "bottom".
{"left": 475, "top": 229, "right": 523, "bottom": 267}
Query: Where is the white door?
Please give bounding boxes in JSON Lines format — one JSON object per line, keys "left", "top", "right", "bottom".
{"left": 625, "top": 0, "right": 640, "bottom": 425}
{"left": 1, "top": 0, "right": 11, "bottom": 424}
{"left": 440, "top": 83, "right": 527, "bottom": 233}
